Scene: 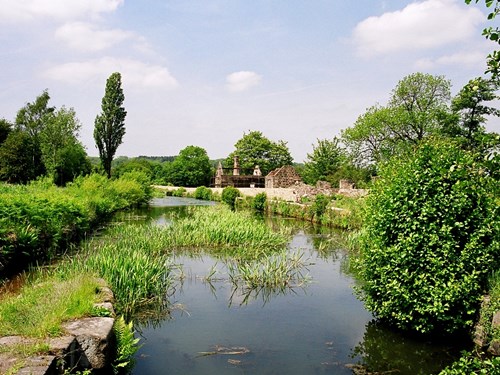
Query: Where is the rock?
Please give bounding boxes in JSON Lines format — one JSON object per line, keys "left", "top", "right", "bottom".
{"left": 488, "top": 339, "right": 500, "bottom": 356}
{"left": 16, "top": 356, "right": 58, "bottom": 375}
{"left": 474, "top": 324, "right": 488, "bottom": 348}
{"left": 492, "top": 311, "right": 500, "bottom": 329}
{"left": 62, "top": 317, "right": 115, "bottom": 370}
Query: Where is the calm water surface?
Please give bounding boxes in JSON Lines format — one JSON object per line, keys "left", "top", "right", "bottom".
{"left": 127, "top": 197, "right": 467, "bottom": 375}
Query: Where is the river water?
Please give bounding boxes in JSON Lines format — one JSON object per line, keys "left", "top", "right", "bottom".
{"left": 123, "top": 197, "right": 467, "bottom": 375}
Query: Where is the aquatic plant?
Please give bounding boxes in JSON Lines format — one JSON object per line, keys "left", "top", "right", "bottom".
{"left": 227, "top": 251, "right": 310, "bottom": 289}
{"left": 65, "top": 224, "right": 173, "bottom": 317}
{"left": 165, "top": 205, "right": 290, "bottom": 260}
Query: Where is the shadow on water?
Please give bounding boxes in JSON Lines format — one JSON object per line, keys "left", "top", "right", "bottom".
{"left": 125, "top": 197, "right": 469, "bottom": 375}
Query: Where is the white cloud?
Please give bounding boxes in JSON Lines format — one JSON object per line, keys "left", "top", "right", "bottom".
{"left": 0, "top": 0, "right": 123, "bottom": 22}
{"left": 226, "top": 71, "right": 262, "bottom": 92}
{"left": 414, "top": 50, "right": 486, "bottom": 69}
{"left": 55, "top": 22, "right": 145, "bottom": 53}
{"left": 352, "top": 0, "right": 484, "bottom": 57}
{"left": 44, "top": 57, "right": 179, "bottom": 89}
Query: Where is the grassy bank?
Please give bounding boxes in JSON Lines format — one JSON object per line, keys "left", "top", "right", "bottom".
{"left": 0, "top": 172, "right": 152, "bottom": 278}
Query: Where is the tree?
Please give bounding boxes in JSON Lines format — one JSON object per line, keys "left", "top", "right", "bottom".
{"left": 451, "top": 77, "right": 500, "bottom": 142}
{"left": 357, "top": 139, "right": 499, "bottom": 333}
{"left": 302, "top": 138, "right": 345, "bottom": 185}
{"left": 388, "top": 72, "right": 451, "bottom": 142}
{"left": 466, "top": 0, "right": 500, "bottom": 78}
{"left": 39, "top": 106, "right": 84, "bottom": 183}
{"left": 54, "top": 142, "right": 91, "bottom": 186}
{"left": 0, "top": 118, "right": 12, "bottom": 145}
{"left": 0, "top": 130, "right": 44, "bottom": 183}
{"left": 342, "top": 73, "right": 453, "bottom": 165}
{"left": 169, "top": 145, "right": 212, "bottom": 187}
{"left": 12, "top": 90, "right": 55, "bottom": 181}
{"left": 94, "top": 72, "right": 127, "bottom": 178}
{"left": 226, "top": 131, "right": 293, "bottom": 175}
{"left": 15, "top": 90, "right": 54, "bottom": 138}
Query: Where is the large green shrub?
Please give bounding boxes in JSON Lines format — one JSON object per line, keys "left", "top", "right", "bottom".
{"left": 357, "top": 140, "right": 499, "bottom": 333}
{"left": 310, "top": 193, "right": 330, "bottom": 220}
{"left": 252, "top": 192, "right": 267, "bottom": 212}
{"left": 194, "top": 186, "right": 212, "bottom": 201}
{"left": 221, "top": 186, "right": 241, "bottom": 209}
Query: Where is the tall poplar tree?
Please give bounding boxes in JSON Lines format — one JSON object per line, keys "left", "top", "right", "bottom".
{"left": 94, "top": 72, "right": 127, "bottom": 178}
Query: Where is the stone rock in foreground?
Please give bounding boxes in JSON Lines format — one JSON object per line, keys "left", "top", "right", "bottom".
{"left": 62, "top": 317, "right": 115, "bottom": 370}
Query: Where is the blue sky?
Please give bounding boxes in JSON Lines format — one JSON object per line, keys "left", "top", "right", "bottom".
{"left": 0, "top": 0, "right": 497, "bottom": 162}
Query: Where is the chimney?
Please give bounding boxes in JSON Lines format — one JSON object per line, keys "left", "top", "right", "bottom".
{"left": 233, "top": 155, "right": 240, "bottom": 176}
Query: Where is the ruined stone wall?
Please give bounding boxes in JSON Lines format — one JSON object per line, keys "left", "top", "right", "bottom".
{"left": 265, "top": 166, "right": 302, "bottom": 189}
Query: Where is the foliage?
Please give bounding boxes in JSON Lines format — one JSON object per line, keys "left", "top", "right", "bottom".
{"left": 466, "top": 0, "right": 500, "bottom": 78}
{"left": 113, "top": 316, "right": 141, "bottom": 374}
{"left": 0, "top": 118, "right": 12, "bottom": 145}
{"left": 194, "top": 186, "right": 212, "bottom": 200}
{"left": 221, "top": 186, "right": 241, "bottom": 209}
{"left": 113, "top": 158, "right": 155, "bottom": 181}
{"left": 170, "top": 187, "right": 186, "bottom": 197}
{"left": 0, "top": 173, "right": 152, "bottom": 278}
{"left": 252, "top": 192, "right": 267, "bottom": 212}
{"left": 225, "top": 130, "right": 293, "bottom": 175}
{"left": 94, "top": 72, "right": 127, "bottom": 178}
{"left": 310, "top": 194, "right": 330, "bottom": 219}
{"left": 302, "top": 138, "right": 345, "bottom": 185}
{"left": 0, "top": 130, "right": 45, "bottom": 183}
{"left": 342, "top": 73, "right": 453, "bottom": 165}
{"left": 39, "top": 106, "right": 88, "bottom": 184}
{"left": 15, "top": 89, "right": 54, "bottom": 139}
{"left": 439, "top": 353, "right": 500, "bottom": 374}
{"left": 169, "top": 145, "right": 212, "bottom": 187}
{"left": 356, "top": 139, "right": 499, "bottom": 333}
{"left": 451, "top": 77, "right": 499, "bottom": 144}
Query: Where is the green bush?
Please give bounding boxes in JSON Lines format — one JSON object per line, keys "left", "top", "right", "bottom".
{"left": 194, "top": 186, "right": 212, "bottom": 201}
{"left": 310, "top": 193, "right": 330, "bottom": 220}
{"left": 439, "top": 354, "right": 500, "bottom": 374}
{"left": 252, "top": 192, "right": 267, "bottom": 212}
{"left": 170, "top": 187, "right": 186, "bottom": 197}
{"left": 221, "top": 186, "right": 241, "bottom": 209}
{"left": 357, "top": 140, "right": 499, "bottom": 333}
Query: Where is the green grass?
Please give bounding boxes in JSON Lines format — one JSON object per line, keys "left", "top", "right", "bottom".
{"left": 0, "top": 274, "right": 101, "bottom": 338}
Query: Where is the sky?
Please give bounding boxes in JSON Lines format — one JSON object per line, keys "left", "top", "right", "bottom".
{"left": 0, "top": 0, "right": 498, "bottom": 162}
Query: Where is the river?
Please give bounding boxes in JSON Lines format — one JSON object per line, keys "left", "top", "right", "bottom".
{"left": 119, "top": 197, "right": 468, "bottom": 375}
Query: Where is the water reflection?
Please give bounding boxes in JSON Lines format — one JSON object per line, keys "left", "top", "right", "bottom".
{"left": 351, "top": 320, "right": 470, "bottom": 375}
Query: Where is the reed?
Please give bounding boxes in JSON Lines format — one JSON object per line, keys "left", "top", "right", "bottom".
{"left": 226, "top": 251, "right": 311, "bottom": 289}
{"left": 62, "top": 224, "right": 173, "bottom": 317}
{"left": 165, "top": 205, "right": 290, "bottom": 260}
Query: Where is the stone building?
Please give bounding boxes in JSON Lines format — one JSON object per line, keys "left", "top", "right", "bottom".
{"left": 213, "top": 156, "right": 265, "bottom": 188}
{"left": 265, "top": 165, "right": 302, "bottom": 188}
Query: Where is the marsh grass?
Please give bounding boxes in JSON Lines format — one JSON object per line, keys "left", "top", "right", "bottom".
{"left": 166, "top": 205, "right": 290, "bottom": 260}
{"left": 227, "top": 251, "right": 311, "bottom": 289}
